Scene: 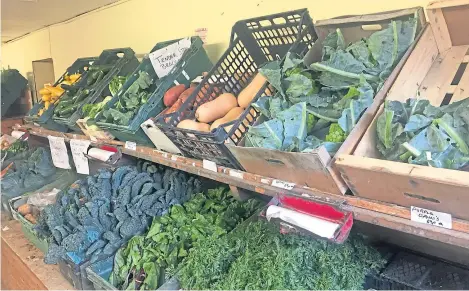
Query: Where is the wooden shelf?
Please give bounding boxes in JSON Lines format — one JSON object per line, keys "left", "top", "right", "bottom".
{"left": 1, "top": 216, "right": 73, "bottom": 290}
{"left": 14, "top": 124, "right": 469, "bottom": 251}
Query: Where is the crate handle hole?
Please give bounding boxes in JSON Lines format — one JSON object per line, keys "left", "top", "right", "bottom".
{"left": 266, "top": 158, "right": 285, "bottom": 165}
{"left": 272, "top": 17, "right": 286, "bottom": 25}
{"left": 117, "top": 53, "right": 124, "bottom": 58}
{"left": 404, "top": 193, "right": 440, "bottom": 204}
{"left": 259, "top": 20, "right": 272, "bottom": 27}
{"left": 361, "top": 24, "right": 382, "bottom": 31}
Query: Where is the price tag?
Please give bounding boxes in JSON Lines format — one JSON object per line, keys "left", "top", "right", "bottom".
{"left": 203, "top": 159, "right": 217, "bottom": 172}
{"left": 195, "top": 28, "right": 208, "bottom": 43}
{"left": 272, "top": 179, "right": 295, "bottom": 190}
{"left": 125, "top": 141, "right": 137, "bottom": 151}
{"left": 47, "top": 136, "right": 71, "bottom": 169}
{"left": 410, "top": 206, "right": 452, "bottom": 229}
{"left": 229, "top": 170, "right": 244, "bottom": 179}
{"left": 149, "top": 37, "right": 191, "bottom": 78}
{"left": 70, "top": 139, "right": 90, "bottom": 175}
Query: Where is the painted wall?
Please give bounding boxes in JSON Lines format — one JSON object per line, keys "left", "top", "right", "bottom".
{"left": 2, "top": 0, "right": 430, "bottom": 78}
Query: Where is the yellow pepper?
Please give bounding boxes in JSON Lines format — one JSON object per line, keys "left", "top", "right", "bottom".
{"left": 39, "top": 88, "right": 50, "bottom": 95}
{"left": 42, "top": 94, "right": 51, "bottom": 102}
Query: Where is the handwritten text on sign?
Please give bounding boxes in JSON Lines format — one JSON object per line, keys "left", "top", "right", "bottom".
{"left": 149, "top": 37, "right": 191, "bottom": 78}
{"left": 410, "top": 206, "right": 452, "bottom": 229}
{"left": 47, "top": 136, "right": 71, "bottom": 169}
{"left": 70, "top": 139, "right": 90, "bottom": 175}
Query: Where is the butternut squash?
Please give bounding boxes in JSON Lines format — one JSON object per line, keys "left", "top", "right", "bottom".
{"left": 237, "top": 73, "right": 267, "bottom": 108}
{"left": 210, "top": 107, "right": 244, "bottom": 131}
{"left": 177, "top": 119, "right": 210, "bottom": 132}
{"left": 196, "top": 93, "right": 237, "bottom": 123}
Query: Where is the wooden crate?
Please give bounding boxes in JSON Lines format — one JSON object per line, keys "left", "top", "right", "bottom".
{"left": 227, "top": 7, "right": 427, "bottom": 195}
{"left": 336, "top": 0, "right": 469, "bottom": 220}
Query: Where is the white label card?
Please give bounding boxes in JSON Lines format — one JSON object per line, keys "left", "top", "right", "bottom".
{"left": 47, "top": 136, "right": 71, "bottom": 169}
{"left": 149, "top": 37, "right": 191, "bottom": 78}
{"left": 272, "top": 180, "right": 295, "bottom": 190}
{"left": 125, "top": 141, "right": 137, "bottom": 151}
{"left": 70, "top": 139, "right": 91, "bottom": 175}
{"left": 410, "top": 206, "right": 452, "bottom": 229}
{"left": 203, "top": 160, "right": 217, "bottom": 172}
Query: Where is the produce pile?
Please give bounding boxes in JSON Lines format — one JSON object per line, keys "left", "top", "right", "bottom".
{"left": 1, "top": 139, "right": 28, "bottom": 158}
{"left": 179, "top": 219, "right": 385, "bottom": 290}
{"left": 376, "top": 98, "right": 469, "bottom": 170}
{"left": 172, "top": 73, "right": 264, "bottom": 132}
{"left": 36, "top": 161, "right": 203, "bottom": 265}
{"left": 97, "top": 71, "right": 153, "bottom": 125}
{"left": 109, "top": 187, "right": 261, "bottom": 290}
{"left": 1, "top": 147, "right": 57, "bottom": 198}
{"left": 36, "top": 73, "right": 81, "bottom": 116}
{"left": 245, "top": 18, "right": 417, "bottom": 154}
{"left": 53, "top": 64, "right": 116, "bottom": 119}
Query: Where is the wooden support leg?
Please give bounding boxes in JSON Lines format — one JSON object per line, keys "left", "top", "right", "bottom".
{"left": 229, "top": 185, "right": 252, "bottom": 201}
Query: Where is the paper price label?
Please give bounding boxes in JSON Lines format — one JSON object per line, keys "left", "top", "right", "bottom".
{"left": 70, "top": 139, "right": 90, "bottom": 175}
{"left": 203, "top": 160, "right": 217, "bottom": 172}
{"left": 47, "top": 136, "right": 71, "bottom": 169}
{"left": 410, "top": 206, "right": 452, "bottom": 229}
{"left": 149, "top": 37, "right": 191, "bottom": 78}
{"left": 272, "top": 180, "right": 295, "bottom": 190}
{"left": 125, "top": 141, "right": 137, "bottom": 151}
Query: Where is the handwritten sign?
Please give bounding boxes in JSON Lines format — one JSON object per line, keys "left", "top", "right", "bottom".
{"left": 195, "top": 28, "right": 208, "bottom": 43}
{"left": 410, "top": 206, "right": 452, "bottom": 229}
{"left": 47, "top": 136, "right": 71, "bottom": 169}
{"left": 272, "top": 180, "right": 295, "bottom": 190}
{"left": 70, "top": 139, "right": 90, "bottom": 175}
{"left": 149, "top": 37, "right": 191, "bottom": 78}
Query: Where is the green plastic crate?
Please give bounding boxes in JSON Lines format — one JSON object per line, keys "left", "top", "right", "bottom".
{"left": 95, "top": 37, "right": 212, "bottom": 146}
{"left": 53, "top": 48, "right": 139, "bottom": 132}
{"left": 8, "top": 171, "right": 79, "bottom": 253}
{"left": 25, "top": 57, "right": 98, "bottom": 132}
{"left": 1, "top": 69, "right": 28, "bottom": 117}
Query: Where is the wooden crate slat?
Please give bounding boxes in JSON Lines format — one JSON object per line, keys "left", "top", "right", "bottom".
{"left": 418, "top": 45, "right": 469, "bottom": 105}
{"left": 451, "top": 57, "right": 469, "bottom": 102}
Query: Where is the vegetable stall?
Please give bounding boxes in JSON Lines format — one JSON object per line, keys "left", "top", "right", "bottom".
{"left": 3, "top": 1, "right": 469, "bottom": 290}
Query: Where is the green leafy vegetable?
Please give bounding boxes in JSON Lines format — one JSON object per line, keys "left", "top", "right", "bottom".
{"left": 99, "top": 71, "right": 154, "bottom": 126}
{"left": 110, "top": 187, "right": 261, "bottom": 290}
{"left": 249, "top": 17, "right": 417, "bottom": 155}
{"left": 82, "top": 96, "right": 113, "bottom": 119}
{"left": 376, "top": 98, "right": 469, "bottom": 170}
{"left": 179, "top": 220, "right": 386, "bottom": 290}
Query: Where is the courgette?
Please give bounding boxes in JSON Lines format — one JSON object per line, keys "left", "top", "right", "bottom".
{"left": 88, "top": 64, "right": 114, "bottom": 73}
{"left": 56, "top": 105, "right": 78, "bottom": 117}
{"left": 73, "top": 89, "right": 90, "bottom": 104}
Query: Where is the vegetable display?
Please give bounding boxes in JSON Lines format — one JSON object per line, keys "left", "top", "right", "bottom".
{"left": 36, "top": 161, "right": 203, "bottom": 265}
{"left": 98, "top": 71, "right": 152, "bottom": 125}
{"left": 179, "top": 219, "right": 385, "bottom": 290}
{"left": 53, "top": 64, "right": 114, "bottom": 119}
{"left": 1, "top": 148, "right": 57, "bottom": 198}
{"left": 109, "top": 187, "right": 261, "bottom": 290}
{"left": 376, "top": 97, "right": 469, "bottom": 170}
{"left": 1, "top": 139, "right": 29, "bottom": 157}
{"left": 36, "top": 74, "right": 81, "bottom": 116}
{"left": 246, "top": 18, "right": 417, "bottom": 154}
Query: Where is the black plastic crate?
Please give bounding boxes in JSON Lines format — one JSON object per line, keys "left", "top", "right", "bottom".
{"left": 154, "top": 9, "right": 316, "bottom": 168}
{"left": 366, "top": 251, "right": 469, "bottom": 290}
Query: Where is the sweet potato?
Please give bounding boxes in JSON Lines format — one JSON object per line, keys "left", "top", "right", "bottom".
{"left": 164, "top": 84, "right": 186, "bottom": 107}
{"left": 24, "top": 213, "right": 37, "bottom": 224}
{"left": 18, "top": 204, "right": 32, "bottom": 216}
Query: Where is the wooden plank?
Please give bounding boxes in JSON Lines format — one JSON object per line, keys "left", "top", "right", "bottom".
{"left": 443, "top": 4, "right": 469, "bottom": 46}
{"left": 428, "top": 0, "right": 469, "bottom": 10}
{"left": 316, "top": 7, "right": 425, "bottom": 27}
{"left": 336, "top": 154, "right": 469, "bottom": 221}
{"left": 352, "top": 105, "right": 382, "bottom": 158}
{"left": 427, "top": 7, "right": 453, "bottom": 52}
{"left": 418, "top": 45, "right": 468, "bottom": 105}
{"left": 227, "top": 144, "right": 346, "bottom": 194}
{"left": 451, "top": 58, "right": 469, "bottom": 102}
{"left": 385, "top": 26, "right": 439, "bottom": 102}
{"left": 1, "top": 218, "right": 73, "bottom": 290}
{"left": 16, "top": 124, "right": 469, "bottom": 242}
